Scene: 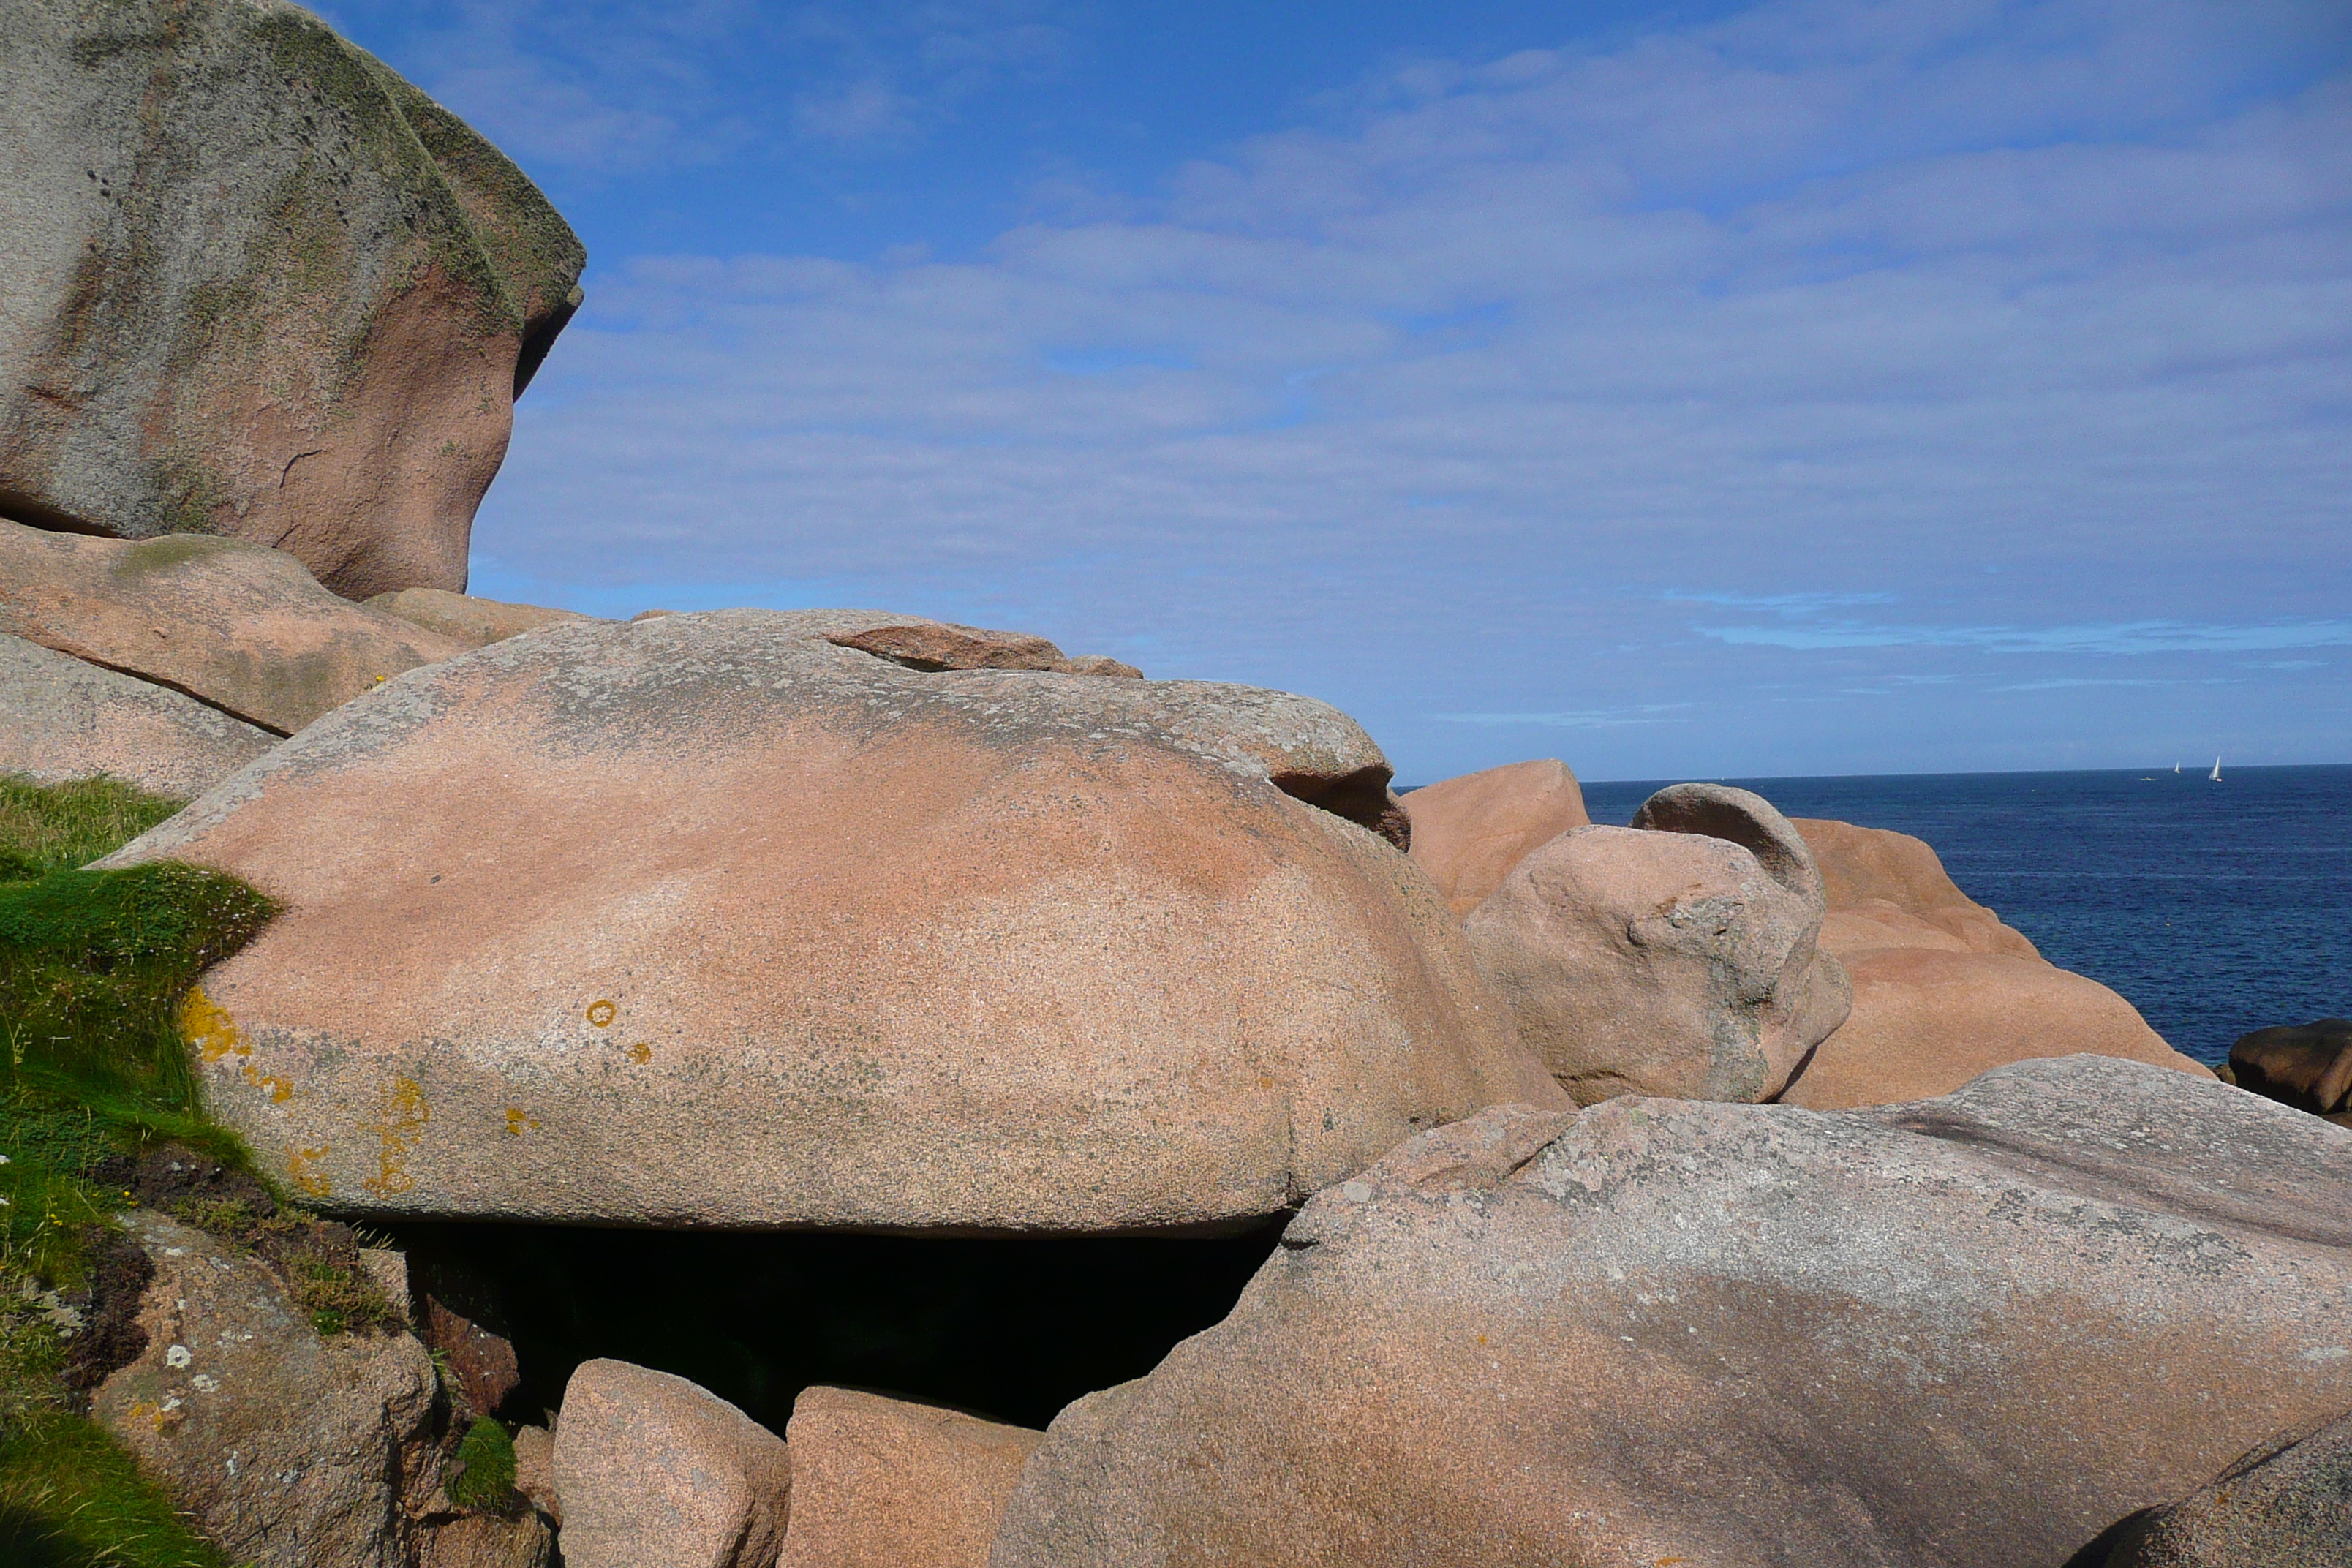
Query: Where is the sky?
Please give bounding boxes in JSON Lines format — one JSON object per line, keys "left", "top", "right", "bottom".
{"left": 320, "top": 0, "right": 2352, "bottom": 783}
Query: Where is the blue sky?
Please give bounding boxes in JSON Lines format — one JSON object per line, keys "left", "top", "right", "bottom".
{"left": 323, "top": 0, "right": 2351, "bottom": 782}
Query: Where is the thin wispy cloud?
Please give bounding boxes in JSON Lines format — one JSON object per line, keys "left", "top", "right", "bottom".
{"left": 1432, "top": 706, "right": 1696, "bottom": 729}
{"left": 1697, "top": 619, "right": 2352, "bottom": 655}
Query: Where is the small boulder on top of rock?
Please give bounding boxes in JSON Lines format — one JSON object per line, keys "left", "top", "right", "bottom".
{"left": 553, "top": 1358, "right": 791, "bottom": 1568}
{"left": 781, "top": 1386, "right": 1043, "bottom": 1568}
{"left": 0, "top": 521, "right": 465, "bottom": 735}
{"left": 826, "top": 619, "right": 1141, "bottom": 679}
{"left": 1465, "top": 783, "right": 1850, "bottom": 1105}
{"left": 0, "top": 0, "right": 585, "bottom": 598}
{"left": 1402, "top": 758, "right": 1590, "bottom": 916}
{"left": 2228, "top": 1019, "right": 2352, "bottom": 1125}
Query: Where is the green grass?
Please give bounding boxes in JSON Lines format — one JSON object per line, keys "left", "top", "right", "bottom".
{"left": 0, "top": 1414, "right": 237, "bottom": 1567}
{"left": 447, "top": 1417, "right": 517, "bottom": 1511}
{"left": 0, "top": 777, "right": 181, "bottom": 884}
{"left": 0, "top": 776, "right": 272, "bottom": 1568}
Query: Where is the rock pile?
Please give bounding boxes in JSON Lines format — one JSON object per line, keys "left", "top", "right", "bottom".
{"left": 3, "top": 7, "right": 2341, "bottom": 1565}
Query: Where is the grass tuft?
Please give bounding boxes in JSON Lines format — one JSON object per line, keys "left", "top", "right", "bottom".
{"left": 446, "top": 1417, "right": 516, "bottom": 1511}
{"left": 0, "top": 777, "right": 181, "bottom": 885}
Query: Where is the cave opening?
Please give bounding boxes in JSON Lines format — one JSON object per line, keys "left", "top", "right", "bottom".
{"left": 380, "top": 1220, "right": 1286, "bottom": 1434}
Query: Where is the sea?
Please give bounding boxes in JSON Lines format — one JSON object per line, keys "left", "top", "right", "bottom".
{"left": 1550, "top": 764, "right": 2351, "bottom": 1069}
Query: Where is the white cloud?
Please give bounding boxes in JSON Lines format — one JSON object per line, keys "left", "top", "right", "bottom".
{"left": 465, "top": 0, "right": 2352, "bottom": 775}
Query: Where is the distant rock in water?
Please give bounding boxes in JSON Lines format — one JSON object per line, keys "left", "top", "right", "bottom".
{"left": 103, "top": 609, "right": 1557, "bottom": 1230}
{"left": 1784, "top": 817, "right": 2211, "bottom": 1109}
{"left": 1466, "top": 783, "right": 1850, "bottom": 1106}
{"left": 0, "top": 519, "right": 467, "bottom": 735}
{"left": 991, "top": 1058, "right": 2352, "bottom": 1568}
{"left": 0, "top": 0, "right": 585, "bottom": 598}
{"left": 2227, "top": 1019, "right": 2352, "bottom": 1125}
{"left": 1402, "top": 758, "right": 1590, "bottom": 916}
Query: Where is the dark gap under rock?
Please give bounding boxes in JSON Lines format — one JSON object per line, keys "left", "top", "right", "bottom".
{"left": 380, "top": 1221, "right": 1285, "bottom": 1433}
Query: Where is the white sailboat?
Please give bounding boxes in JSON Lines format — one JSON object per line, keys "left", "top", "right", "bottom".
{"left": 2174, "top": 761, "right": 2181, "bottom": 773}
{"left": 2209, "top": 756, "right": 2222, "bottom": 783}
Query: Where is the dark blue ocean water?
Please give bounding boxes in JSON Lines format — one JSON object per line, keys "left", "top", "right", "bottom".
{"left": 1564, "top": 764, "right": 2352, "bottom": 1068}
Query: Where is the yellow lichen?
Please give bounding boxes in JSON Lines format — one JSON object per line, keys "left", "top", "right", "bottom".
{"left": 360, "top": 1077, "right": 429, "bottom": 1196}
{"left": 503, "top": 1107, "right": 540, "bottom": 1137}
{"left": 627, "top": 1042, "right": 652, "bottom": 1064}
{"left": 181, "top": 986, "right": 247, "bottom": 1064}
{"left": 241, "top": 1063, "right": 294, "bottom": 1103}
{"left": 585, "top": 999, "right": 616, "bottom": 1028}
{"left": 288, "top": 1145, "right": 333, "bottom": 1198}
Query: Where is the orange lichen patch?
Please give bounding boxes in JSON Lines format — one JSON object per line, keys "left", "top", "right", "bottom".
{"left": 503, "top": 1107, "right": 541, "bottom": 1137}
{"left": 241, "top": 1063, "right": 293, "bottom": 1103}
{"left": 627, "top": 1042, "right": 652, "bottom": 1064}
{"left": 1256, "top": 1074, "right": 1276, "bottom": 1090}
{"left": 361, "top": 1077, "right": 429, "bottom": 1196}
{"left": 585, "top": 999, "right": 616, "bottom": 1028}
{"left": 181, "top": 986, "right": 248, "bottom": 1064}
{"left": 288, "top": 1145, "right": 332, "bottom": 1198}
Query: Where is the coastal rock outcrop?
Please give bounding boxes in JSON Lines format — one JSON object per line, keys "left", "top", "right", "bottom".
{"left": 365, "top": 588, "right": 594, "bottom": 651}
{"left": 1795, "top": 815, "right": 2040, "bottom": 958}
{"left": 91, "top": 1212, "right": 439, "bottom": 1568}
{"left": 991, "top": 1058, "right": 2352, "bottom": 1568}
{"left": 105, "top": 609, "right": 1558, "bottom": 1229}
{"left": 1401, "top": 758, "right": 1589, "bottom": 916}
{"left": 1784, "top": 816, "right": 2209, "bottom": 1109}
{"left": 1, "top": 631, "right": 276, "bottom": 796}
{"left": 552, "top": 1359, "right": 792, "bottom": 1568}
{"left": 0, "top": 520, "right": 466, "bottom": 734}
{"left": 0, "top": 0, "right": 585, "bottom": 598}
{"left": 1464, "top": 784, "right": 1849, "bottom": 1104}
{"left": 2228, "top": 1019, "right": 2352, "bottom": 1124}
{"left": 780, "top": 1387, "right": 1042, "bottom": 1568}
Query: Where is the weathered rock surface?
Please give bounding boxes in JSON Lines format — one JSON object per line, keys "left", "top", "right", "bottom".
{"left": 0, "top": 521, "right": 466, "bottom": 734}
{"left": 2099, "top": 1409, "right": 2352, "bottom": 1567}
{"left": 0, "top": 630, "right": 276, "bottom": 796}
{"left": 1783, "top": 946, "right": 2212, "bottom": 1109}
{"left": 553, "top": 1358, "right": 791, "bottom": 1568}
{"left": 92, "top": 1212, "right": 438, "bottom": 1568}
{"left": 414, "top": 1512, "right": 554, "bottom": 1568}
{"left": 992, "top": 1058, "right": 2352, "bottom": 1568}
{"left": 512, "top": 1422, "right": 559, "bottom": 1523}
{"left": 2228, "top": 1019, "right": 2352, "bottom": 1121}
{"left": 1783, "top": 814, "right": 2207, "bottom": 1110}
{"left": 0, "top": 0, "right": 584, "bottom": 598}
{"left": 1401, "top": 758, "right": 1590, "bottom": 916}
{"left": 1795, "top": 815, "right": 2040, "bottom": 958}
{"left": 107, "top": 609, "right": 1556, "bottom": 1229}
{"left": 781, "top": 1386, "right": 1041, "bottom": 1568}
{"left": 365, "top": 588, "right": 592, "bottom": 650}
{"left": 1465, "top": 784, "right": 1849, "bottom": 1105}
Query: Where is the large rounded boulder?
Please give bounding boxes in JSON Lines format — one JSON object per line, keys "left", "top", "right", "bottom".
{"left": 992, "top": 1058, "right": 2352, "bottom": 1568}
{"left": 0, "top": 0, "right": 584, "bottom": 597}
{"left": 1401, "top": 758, "right": 1590, "bottom": 917}
{"left": 1464, "top": 783, "right": 1850, "bottom": 1105}
{"left": 105, "top": 610, "right": 1558, "bottom": 1230}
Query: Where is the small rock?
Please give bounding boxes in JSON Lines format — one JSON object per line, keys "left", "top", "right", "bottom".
{"left": 1401, "top": 759, "right": 1591, "bottom": 917}
{"left": 2228, "top": 1019, "right": 2352, "bottom": 1120}
{"left": 92, "top": 1213, "right": 437, "bottom": 1568}
{"left": 414, "top": 1512, "right": 553, "bottom": 1568}
{"left": 553, "top": 1359, "right": 791, "bottom": 1568}
{"left": 781, "top": 1387, "right": 1043, "bottom": 1568}
{"left": 511, "top": 1424, "right": 560, "bottom": 1524}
